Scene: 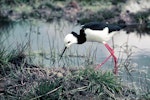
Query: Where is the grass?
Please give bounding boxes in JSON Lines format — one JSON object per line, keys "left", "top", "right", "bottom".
{"left": 69, "top": 68, "right": 122, "bottom": 99}
{"left": 0, "top": 39, "right": 149, "bottom": 99}
{"left": 0, "top": 38, "right": 132, "bottom": 99}
{"left": 0, "top": 43, "right": 27, "bottom": 76}
{"left": 0, "top": 0, "right": 150, "bottom": 99}
{"left": 0, "top": 19, "right": 150, "bottom": 100}
{"left": 1, "top": 65, "right": 123, "bottom": 99}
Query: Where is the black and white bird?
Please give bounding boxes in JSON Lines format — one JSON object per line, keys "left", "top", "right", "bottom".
{"left": 60, "top": 22, "right": 126, "bottom": 74}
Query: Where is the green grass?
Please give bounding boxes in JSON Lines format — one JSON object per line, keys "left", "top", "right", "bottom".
{"left": 0, "top": 42, "right": 123, "bottom": 99}
{"left": 0, "top": 0, "right": 150, "bottom": 99}
{"left": 0, "top": 41, "right": 27, "bottom": 76}
{"left": 21, "top": 68, "right": 122, "bottom": 100}
{"left": 67, "top": 68, "right": 122, "bottom": 99}
{"left": 0, "top": 27, "right": 149, "bottom": 100}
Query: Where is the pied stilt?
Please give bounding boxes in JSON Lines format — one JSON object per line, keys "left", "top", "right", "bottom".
{"left": 60, "top": 22, "right": 126, "bottom": 74}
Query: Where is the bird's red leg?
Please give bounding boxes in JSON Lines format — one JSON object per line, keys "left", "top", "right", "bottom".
{"left": 95, "top": 54, "right": 112, "bottom": 70}
{"left": 95, "top": 43, "right": 114, "bottom": 70}
{"left": 104, "top": 43, "right": 118, "bottom": 74}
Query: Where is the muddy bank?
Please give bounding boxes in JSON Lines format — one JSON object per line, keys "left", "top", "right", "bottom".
{"left": 0, "top": 0, "right": 149, "bottom": 23}
{"left": 0, "top": 0, "right": 150, "bottom": 35}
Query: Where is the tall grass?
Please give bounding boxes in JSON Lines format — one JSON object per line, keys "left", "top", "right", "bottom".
{"left": 0, "top": 39, "right": 123, "bottom": 99}
{"left": 0, "top": 42, "right": 27, "bottom": 75}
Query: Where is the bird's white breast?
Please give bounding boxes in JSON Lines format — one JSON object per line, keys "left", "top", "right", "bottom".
{"left": 85, "top": 27, "right": 113, "bottom": 43}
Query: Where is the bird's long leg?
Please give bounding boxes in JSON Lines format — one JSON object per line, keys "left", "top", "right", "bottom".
{"left": 95, "top": 42, "right": 113, "bottom": 70}
{"left": 104, "top": 43, "right": 118, "bottom": 74}
{"left": 95, "top": 54, "right": 112, "bottom": 70}
{"left": 95, "top": 43, "right": 114, "bottom": 70}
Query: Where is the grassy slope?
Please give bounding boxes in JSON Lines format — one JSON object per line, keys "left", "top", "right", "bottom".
{"left": 0, "top": 0, "right": 150, "bottom": 99}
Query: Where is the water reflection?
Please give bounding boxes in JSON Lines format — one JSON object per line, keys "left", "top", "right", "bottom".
{"left": 124, "top": 22, "right": 150, "bottom": 36}
{"left": 0, "top": 16, "right": 14, "bottom": 35}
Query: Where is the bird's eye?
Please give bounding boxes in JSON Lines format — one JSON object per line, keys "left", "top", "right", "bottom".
{"left": 67, "top": 41, "right": 71, "bottom": 43}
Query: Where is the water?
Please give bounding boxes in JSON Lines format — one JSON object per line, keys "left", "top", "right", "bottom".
{"left": 1, "top": 19, "right": 150, "bottom": 93}
{"left": 1, "top": 19, "right": 150, "bottom": 66}
{"left": 1, "top": 19, "right": 150, "bottom": 68}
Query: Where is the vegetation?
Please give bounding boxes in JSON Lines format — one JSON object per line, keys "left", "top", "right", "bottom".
{"left": 25, "top": 68, "right": 122, "bottom": 99}
{"left": 0, "top": 0, "right": 149, "bottom": 34}
{"left": 0, "top": 27, "right": 149, "bottom": 100}
{"left": 0, "top": 54, "right": 128, "bottom": 100}
{"left": 0, "top": 0, "right": 150, "bottom": 99}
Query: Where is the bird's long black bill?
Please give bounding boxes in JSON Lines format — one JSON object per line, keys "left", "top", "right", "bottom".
{"left": 59, "top": 47, "right": 67, "bottom": 62}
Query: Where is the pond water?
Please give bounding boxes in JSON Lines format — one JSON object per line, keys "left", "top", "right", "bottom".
{"left": 1, "top": 19, "right": 150, "bottom": 93}
{"left": 1, "top": 20, "right": 150, "bottom": 65}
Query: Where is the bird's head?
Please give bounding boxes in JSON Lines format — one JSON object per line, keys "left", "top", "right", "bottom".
{"left": 64, "top": 33, "right": 77, "bottom": 48}
{"left": 59, "top": 33, "right": 77, "bottom": 60}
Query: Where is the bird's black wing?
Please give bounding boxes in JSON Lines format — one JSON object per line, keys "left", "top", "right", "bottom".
{"left": 82, "top": 22, "right": 126, "bottom": 33}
